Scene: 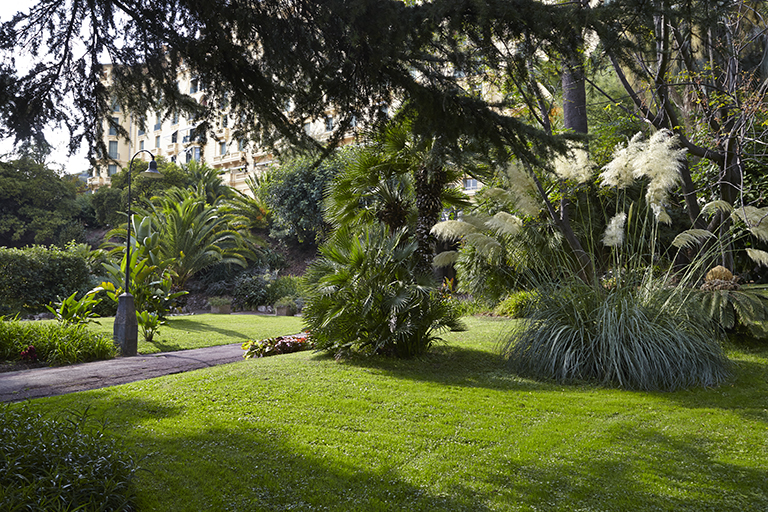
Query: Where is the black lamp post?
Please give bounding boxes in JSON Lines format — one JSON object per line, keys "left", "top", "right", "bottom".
{"left": 113, "top": 150, "right": 162, "bottom": 356}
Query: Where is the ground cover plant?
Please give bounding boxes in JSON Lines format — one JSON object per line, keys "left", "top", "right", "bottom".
{"left": 0, "top": 318, "right": 116, "bottom": 366}
{"left": 0, "top": 405, "right": 138, "bottom": 511}
{"left": 16, "top": 317, "right": 768, "bottom": 511}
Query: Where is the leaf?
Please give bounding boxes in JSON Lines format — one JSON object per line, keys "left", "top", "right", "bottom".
{"left": 746, "top": 248, "right": 768, "bottom": 268}
{"left": 671, "top": 229, "right": 715, "bottom": 249}
{"left": 433, "top": 250, "right": 459, "bottom": 268}
{"left": 431, "top": 220, "right": 478, "bottom": 240}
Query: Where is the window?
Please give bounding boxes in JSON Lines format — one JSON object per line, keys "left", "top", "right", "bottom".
{"left": 172, "top": 111, "right": 179, "bottom": 125}
{"left": 325, "top": 116, "right": 334, "bottom": 132}
{"left": 186, "top": 147, "right": 201, "bottom": 163}
{"left": 221, "top": 115, "right": 228, "bottom": 128}
{"left": 154, "top": 113, "right": 162, "bottom": 132}
{"left": 108, "top": 117, "right": 119, "bottom": 136}
{"left": 238, "top": 139, "right": 246, "bottom": 152}
{"left": 138, "top": 117, "right": 146, "bottom": 136}
{"left": 171, "top": 131, "right": 178, "bottom": 143}
{"left": 350, "top": 115, "right": 358, "bottom": 128}
{"left": 111, "top": 99, "right": 120, "bottom": 112}
{"left": 463, "top": 178, "right": 479, "bottom": 191}
{"left": 108, "top": 164, "right": 117, "bottom": 176}
{"left": 156, "top": 136, "right": 161, "bottom": 148}
{"left": 140, "top": 140, "right": 145, "bottom": 151}
{"left": 220, "top": 142, "right": 227, "bottom": 156}
{"left": 108, "top": 141, "right": 118, "bottom": 159}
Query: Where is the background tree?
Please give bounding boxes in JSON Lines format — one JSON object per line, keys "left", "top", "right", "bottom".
{"left": 0, "top": 157, "right": 81, "bottom": 247}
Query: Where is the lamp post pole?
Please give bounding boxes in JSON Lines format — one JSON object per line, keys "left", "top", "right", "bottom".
{"left": 113, "top": 150, "right": 162, "bottom": 356}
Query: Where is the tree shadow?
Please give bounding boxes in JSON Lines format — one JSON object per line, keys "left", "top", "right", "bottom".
{"left": 76, "top": 396, "right": 495, "bottom": 511}
{"left": 312, "top": 343, "right": 559, "bottom": 393}
{"left": 165, "top": 317, "right": 252, "bottom": 340}
{"left": 486, "top": 425, "right": 768, "bottom": 511}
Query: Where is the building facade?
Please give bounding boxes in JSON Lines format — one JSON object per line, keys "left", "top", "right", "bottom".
{"left": 88, "top": 67, "right": 354, "bottom": 195}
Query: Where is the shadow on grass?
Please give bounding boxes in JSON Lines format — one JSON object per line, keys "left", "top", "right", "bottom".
{"left": 68, "top": 394, "right": 493, "bottom": 512}
{"left": 316, "top": 343, "right": 557, "bottom": 393}
{"left": 165, "top": 317, "right": 251, "bottom": 340}
{"left": 486, "top": 425, "right": 768, "bottom": 511}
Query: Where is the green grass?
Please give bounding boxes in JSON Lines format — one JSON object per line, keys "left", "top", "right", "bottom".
{"left": 88, "top": 314, "right": 305, "bottom": 354}
{"left": 14, "top": 317, "right": 768, "bottom": 511}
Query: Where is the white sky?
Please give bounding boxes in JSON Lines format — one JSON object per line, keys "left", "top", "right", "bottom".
{"left": 0, "top": 1, "right": 91, "bottom": 175}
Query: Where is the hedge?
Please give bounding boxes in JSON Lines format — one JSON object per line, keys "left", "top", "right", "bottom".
{"left": 0, "top": 246, "right": 90, "bottom": 316}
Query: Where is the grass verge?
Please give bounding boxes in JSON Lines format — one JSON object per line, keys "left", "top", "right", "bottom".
{"left": 87, "top": 313, "right": 305, "bottom": 354}
{"left": 15, "top": 317, "right": 768, "bottom": 511}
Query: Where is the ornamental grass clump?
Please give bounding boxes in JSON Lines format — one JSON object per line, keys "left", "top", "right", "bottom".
{"left": 503, "top": 278, "right": 732, "bottom": 391}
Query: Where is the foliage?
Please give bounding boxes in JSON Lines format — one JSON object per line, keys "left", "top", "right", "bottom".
{"left": 303, "top": 224, "right": 465, "bottom": 358}
{"left": 241, "top": 332, "right": 313, "bottom": 358}
{"left": 91, "top": 185, "right": 125, "bottom": 227}
{"left": 182, "top": 160, "right": 235, "bottom": 204}
{"left": 139, "top": 188, "right": 250, "bottom": 288}
{"left": 0, "top": 318, "right": 116, "bottom": 365}
{"left": 231, "top": 271, "right": 302, "bottom": 310}
{"left": 100, "top": 247, "right": 187, "bottom": 319}
{"left": 0, "top": 157, "right": 81, "bottom": 247}
{"left": 0, "top": 245, "right": 91, "bottom": 316}
{"left": 0, "top": 405, "right": 138, "bottom": 511}
{"left": 257, "top": 151, "right": 348, "bottom": 246}
{"left": 109, "top": 156, "right": 190, "bottom": 207}
{"left": 136, "top": 311, "right": 164, "bottom": 343}
{"left": 494, "top": 290, "right": 539, "bottom": 318}
{"left": 45, "top": 289, "right": 102, "bottom": 325}
{"left": 502, "top": 277, "right": 731, "bottom": 391}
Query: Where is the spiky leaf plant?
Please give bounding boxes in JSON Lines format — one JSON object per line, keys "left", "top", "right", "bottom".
{"left": 303, "top": 224, "right": 465, "bottom": 358}
{"left": 502, "top": 277, "right": 731, "bottom": 391}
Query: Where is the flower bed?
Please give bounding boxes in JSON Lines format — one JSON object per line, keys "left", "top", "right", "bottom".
{"left": 241, "top": 332, "right": 314, "bottom": 359}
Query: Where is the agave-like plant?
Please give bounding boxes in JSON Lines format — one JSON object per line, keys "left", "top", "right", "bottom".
{"left": 303, "top": 224, "right": 465, "bottom": 358}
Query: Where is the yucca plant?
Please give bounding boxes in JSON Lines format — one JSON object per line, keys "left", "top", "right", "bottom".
{"left": 303, "top": 224, "right": 465, "bottom": 358}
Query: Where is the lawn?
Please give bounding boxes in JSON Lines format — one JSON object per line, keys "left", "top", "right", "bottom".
{"left": 16, "top": 317, "right": 768, "bottom": 511}
{"left": 88, "top": 313, "right": 305, "bottom": 354}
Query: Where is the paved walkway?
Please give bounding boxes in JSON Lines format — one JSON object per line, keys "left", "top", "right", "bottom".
{"left": 0, "top": 343, "right": 246, "bottom": 403}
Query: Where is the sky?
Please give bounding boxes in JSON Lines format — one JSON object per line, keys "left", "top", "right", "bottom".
{"left": 0, "top": 1, "right": 92, "bottom": 175}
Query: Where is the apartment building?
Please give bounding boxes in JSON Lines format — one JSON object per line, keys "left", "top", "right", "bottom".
{"left": 88, "top": 68, "right": 355, "bottom": 195}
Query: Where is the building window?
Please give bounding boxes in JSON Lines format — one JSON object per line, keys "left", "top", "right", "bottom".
{"left": 171, "top": 131, "right": 178, "bottom": 143}
{"left": 220, "top": 142, "right": 227, "bottom": 156}
{"left": 155, "top": 136, "right": 161, "bottom": 148}
{"left": 111, "top": 99, "right": 120, "bottom": 112}
{"left": 140, "top": 140, "right": 145, "bottom": 151}
{"left": 108, "top": 140, "right": 118, "bottom": 159}
{"left": 154, "top": 113, "right": 162, "bottom": 132}
{"left": 172, "top": 111, "right": 179, "bottom": 125}
{"left": 463, "top": 178, "right": 479, "bottom": 192}
{"left": 186, "top": 147, "right": 201, "bottom": 163}
{"left": 238, "top": 139, "right": 245, "bottom": 152}
{"left": 108, "top": 117, "right": 119, "bottom": 136}
{"left": 108, "top": 164, "right": 117, "bottom": 176}
{"left": 325, "top": 116, "right": 334, "bottom": 132}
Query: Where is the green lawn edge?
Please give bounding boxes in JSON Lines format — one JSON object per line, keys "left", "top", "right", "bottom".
{"left": 12, "top": 317, "right": 768, "bottom": 511}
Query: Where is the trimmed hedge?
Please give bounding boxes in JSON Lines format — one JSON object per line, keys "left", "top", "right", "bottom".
{"left": 0, "top": 246, "right": 90, "bottom": 316}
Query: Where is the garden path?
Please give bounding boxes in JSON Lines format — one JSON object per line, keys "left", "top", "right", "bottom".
{"left": 0, "top": 343, "right": 244, "bottom": 403}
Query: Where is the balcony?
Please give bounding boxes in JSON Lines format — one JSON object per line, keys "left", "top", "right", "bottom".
{"left": 166, "top": 143, "right": 179, "bottom": 154}
{"left": 154, "top": 123, "right": 162, "bottom": 132}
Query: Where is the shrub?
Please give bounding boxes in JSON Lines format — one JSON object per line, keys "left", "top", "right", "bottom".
{"left": 0, "top": 319, "right": 116, "bottom": 365}
{"left": 502, "top": 278, "right": 732, "bottom": 391}
{"left": 232, "top": 271, "right": 303, "bottom": 310}
{"left": 303, "top": 225, "right": 465, "bottom": 358}
{"left": 0, "top": 245, "right": 91, "bottom": 316}
{"left": 0, "top": 405, "right": 138, "bottom": 511}
{"left": 494, "top": 290, "right": 539, "bottom": 318}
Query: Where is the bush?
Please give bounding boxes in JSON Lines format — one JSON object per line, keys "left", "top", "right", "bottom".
{"left": 0, "top": 405, "right": 138, "bottom": 511}
{"left": 494, "top": 290, "right": 539, "bottom": 318}
{"left": 502, "top": 278, "right": 732, "bottom": 391}
{"left": 303, "top": 225, "right": 465, "bottom": 358}
{"left": 0, "top": 245, "right": 91, "bottom": 316}
{"left": 0, "top": 319, "right": 116, "bottom": 365}
{"left": 232, "top": 271, "right": 304, "bottom": 310}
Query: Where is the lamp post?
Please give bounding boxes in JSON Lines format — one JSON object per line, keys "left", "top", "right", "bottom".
{"left": 114, "top": 150, "right": 162, "bottom": 356}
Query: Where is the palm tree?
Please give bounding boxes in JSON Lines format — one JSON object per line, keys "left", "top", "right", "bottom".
{"left": 142, "top": 188, "right": 249, "bottom": 288}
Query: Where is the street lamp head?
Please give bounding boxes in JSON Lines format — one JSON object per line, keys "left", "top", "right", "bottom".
{"left": 141, "top": 158, "right": 163, "bottom": 178}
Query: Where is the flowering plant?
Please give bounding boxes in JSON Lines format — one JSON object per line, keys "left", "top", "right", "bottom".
{"left": 242, "top": 332, "right": 314, "bottom": 359}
